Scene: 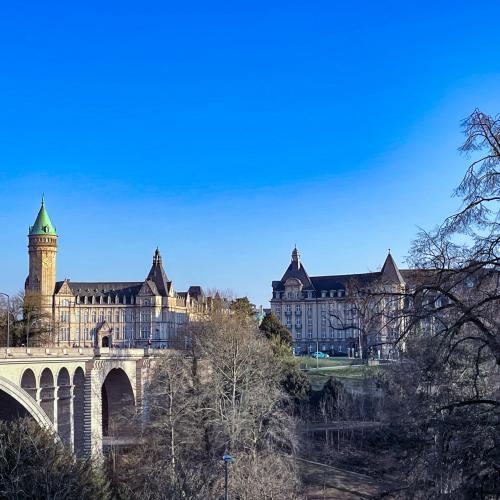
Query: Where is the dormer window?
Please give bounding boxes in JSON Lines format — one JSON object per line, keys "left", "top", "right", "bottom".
{"left": 321, "top": 291, "right": 327, "bottom": 298}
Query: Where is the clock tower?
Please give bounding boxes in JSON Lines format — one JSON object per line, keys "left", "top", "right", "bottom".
{"left": 26, "top": 197, "right": 58, "bottom": 314}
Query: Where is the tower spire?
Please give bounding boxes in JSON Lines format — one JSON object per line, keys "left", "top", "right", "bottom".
{"left": 147, "top": 247, "right": 169, "bottom": 296}
{"left": 29, "top": 197, "right": 56, "bottom": 235}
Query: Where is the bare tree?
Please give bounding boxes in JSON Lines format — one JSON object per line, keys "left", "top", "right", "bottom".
{"left": 381, "top": 110, "right": 500, "bottom": 498}
{"left": 111, "top": 309, "right": 300, "bottom": 499}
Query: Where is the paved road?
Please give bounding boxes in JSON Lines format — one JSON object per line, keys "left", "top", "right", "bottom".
{"left": 295, "top": 456, "right": 400, "bottom": 499}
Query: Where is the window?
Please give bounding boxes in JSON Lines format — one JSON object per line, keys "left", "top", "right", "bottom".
{"left": 141, "top": 325, "right": 150, "bottom": 339}
{"left": 321, "top": 291, "right": 327, "bottom": 298}
{"left": 115, "top": 327, "right": 120, "bottom": 339}
{"left": 60, "top": 311, "right": 68, "bottom": 323}
{"left": 107, "top": 311, "right": 112, "bottom": 323}
{"left": 115, "top": 311, "right": 120, "bottom": 322}
{"left": 62, "top": 299, "right": 70, "bottom": 306}
{"left": 125, "top": 325, "right": 133, "bottom": 338}
{"left": 296, "top": 332, "right": 302, "bottom": 339}
{"left": 75, "top": 311, "right": 81, "bottom": 322}
{"left": 295, "top": 305, "right": 301, "bottom": 314}
{"left": 308, "top": 331, "right": 313, "bottom": 339}
{"left": 141, "top": 311, "right": 151, "bottom": 322}
{"left": 307, "top": 317, "right": 313, "bottom": 326}
{"left": 99, "top": 311, "right": 104, "bottom": 322}
{"left": 329, "top": 329, "right": 334, "bottom": 339}
{"left": 84, "top": 310, "right": 89, "bottom": 323}
{"left": 321, "top": 330, "right": 326, "bottom": 339}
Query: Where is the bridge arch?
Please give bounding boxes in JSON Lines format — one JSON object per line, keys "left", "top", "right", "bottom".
{"left": 20, "top": 368, "right": 37, "bottom": 400}
{"left": 0, "top": 376, "right": 54, "bottom": 430}
{"left": 101, "top": 368, "right": 135, "bottom": 439}
{"left": 57, "top": 368, "right": 71, "bottom": 446}
{"left": 73, "top": 367, "right": 85, "bottom": 456}
{"left": 40, "top": 368, "right": 55, "bottom": 423}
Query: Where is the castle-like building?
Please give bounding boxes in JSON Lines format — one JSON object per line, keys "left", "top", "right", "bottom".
{"left": 271, "top": 247, "right": 409, "bottom": 357}
{"left": 25, "top": 198, "right": 210, "bottom": 348}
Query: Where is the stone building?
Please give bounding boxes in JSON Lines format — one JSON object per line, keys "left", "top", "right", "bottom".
{"left": 25, "top": 198, "right": 210, "bottom": 348}
{"left": 271, "top": 247, "right": 409, "bottom": 357}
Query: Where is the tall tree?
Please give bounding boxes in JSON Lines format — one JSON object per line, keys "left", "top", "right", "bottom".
{"left": 384, "top": 110, "right": 500, "bottom": 498}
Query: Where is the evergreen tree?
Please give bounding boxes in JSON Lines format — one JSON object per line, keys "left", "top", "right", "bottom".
{"left": 259, "top": 312, "right": 292, "bottom": 345}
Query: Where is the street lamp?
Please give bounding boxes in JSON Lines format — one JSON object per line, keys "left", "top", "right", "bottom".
{"left": 0, "top": 293, "right": 10, "bottom": 349}
{"left": 222, "top": 454, "right": 234, "bottom": 500}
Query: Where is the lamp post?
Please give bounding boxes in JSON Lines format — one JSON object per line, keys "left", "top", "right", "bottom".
{"left": 0, "top": 293, "right": 10, "bottom": 349}
{"left": 222, "top": 454, "right": 234, "bottom": 500}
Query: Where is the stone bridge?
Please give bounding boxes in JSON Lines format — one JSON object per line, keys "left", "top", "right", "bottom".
{"left": 0, "top": 346, "right": 153, "bottom": 457}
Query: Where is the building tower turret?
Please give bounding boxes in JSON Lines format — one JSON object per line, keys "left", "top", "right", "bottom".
{"left": 26, "top": 197, "right": 57, "bottom": 313}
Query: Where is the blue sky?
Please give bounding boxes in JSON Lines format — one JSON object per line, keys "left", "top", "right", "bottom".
{"left": 1, "top": 1, "right": 499, "bottom": 306}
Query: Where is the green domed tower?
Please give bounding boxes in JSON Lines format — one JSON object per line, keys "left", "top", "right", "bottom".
{"left": 26, "top": 197, "right": 58, "bottom": 313}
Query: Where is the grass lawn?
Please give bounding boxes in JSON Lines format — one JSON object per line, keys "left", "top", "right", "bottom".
{"left": 298, "top": 356, "right": 355, "bottom": 369}
{"left": 306, "top": 365, "right": 380, "bottom": 390}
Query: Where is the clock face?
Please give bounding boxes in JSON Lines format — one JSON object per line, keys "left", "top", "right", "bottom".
{"left": 42, "top": 258, "right": 49, "bottom": 268}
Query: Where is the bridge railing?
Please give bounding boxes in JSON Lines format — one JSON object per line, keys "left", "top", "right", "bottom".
{"left": 0, "top": 346, "right": 96, "bottom": 359}
{"left": 0, "top": 346, "right": 153, "bottom": 359}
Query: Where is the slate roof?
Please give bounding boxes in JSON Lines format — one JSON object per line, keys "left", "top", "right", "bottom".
{"left": 273, "top": 248, "right": 409, "bottom": 293}
{"left": 380, "top": 253, "right": 405, "bottom": 284}
{"left": 146, "top": 248, "right": 170, "bottom": 296}
{"left": 57, "top": 281, "right": 143, "bottom": 298}
{"left": 188, "top": 286, "right": 204, "bottom": 298}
